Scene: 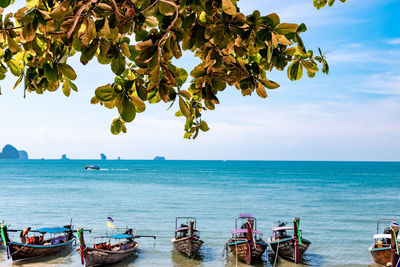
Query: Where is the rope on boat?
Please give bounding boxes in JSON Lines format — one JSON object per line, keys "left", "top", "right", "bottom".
{"left": 273, "top": 239, "right": 280, "bottom": 267}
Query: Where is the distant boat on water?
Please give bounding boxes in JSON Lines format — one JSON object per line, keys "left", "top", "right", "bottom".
{"left": 153, "top": 156, "right": 166, "bottom": 161}
{"left": 84, "top": 165, "right": 100, "bottom": 170}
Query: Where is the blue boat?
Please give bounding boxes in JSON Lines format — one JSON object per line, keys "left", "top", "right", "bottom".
{"left": 1, "top": 224, "right": 75, "bottom": 261}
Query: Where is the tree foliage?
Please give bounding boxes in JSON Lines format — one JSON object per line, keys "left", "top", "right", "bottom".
{"left": 0, "top": 0, "right": 345, "bottom": 138}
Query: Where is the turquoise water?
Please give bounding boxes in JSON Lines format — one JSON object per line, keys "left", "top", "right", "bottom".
{"left": 0, "top": 160, "right": 399, "bottom": 267}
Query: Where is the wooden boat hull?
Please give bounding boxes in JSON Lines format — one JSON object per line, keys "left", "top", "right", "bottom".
{"left": 172, "top": 237, "right": 203, "bottom": 257}
{"left": 269, "top": 237, "right": 311, "bottom": 263}
{"left": 7, "top": 239, "right": 74, "bottom": 261}
{"left": 369, "top": 244, "right": 392, "bottom": 266}
{"left": 77, "top": 244, "right": 138, "bottom": 267}
{"left": 227, "top": 240, "right": 268, "bottom": 265}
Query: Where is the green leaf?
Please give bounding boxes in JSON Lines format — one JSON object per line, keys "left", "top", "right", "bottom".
{"left": 158, "top": 1, "right": 176, "bottom": 16}
{"left": 120, "top": 42, "right": 131, "bottom": 58}
{"left": 111, "top": 54, "right": 125, "bottom": 75}
{"left": 199, "top": 121, "right": 209, "bottom": 132}
{"left": 287, "top": 61, "right": 303, "bottom": 81}
{"left": 179, "top": 96, "right": 190, "bottom": 118}
{"left": 222, "top": 0, "right": 237, "bottom": 15}
{"left": 177, "top": 68, "right": 188, "bottom": 87}
{"left": 80, "top": 41, "right": 99, "bottom": 65}
{"left": 12, "top": 74, "right": 23, "bottom": 90}
{"left": 120, "top": 96, "right": 136, "bottom": 122}
{"left": 313, "top": 0, "right": 327, "bottom": 9}
{"left": 6, "top": 33, "right": 19, "bottom": 53}
{"left": 136, "top": 84, "right": 147, "bottom": 101}
{"left": 111, "top": 118, "right": 123, "bottom": 135}
{"left": 266, "top": 13, "right": 280, "bottom": 27}
{"left": 58, "top": 63, "right": 77, "bottom": 80}
{"left": 43, "top": 63, "right": 58, "bottom": 82}
{"left": 68, "top": 80, "right": 78, "bottom": 92}
{"left": 275, "top": 23, "right": 298, "bottom": 35}
{"left": 62, "top": 81, "right": 71, "bottom": 97}
{"left": 131, "top": 97, "right": 146, "bottom": 113}
{"left": 256, "top": 82, "right": 267, "bottom": 98}
{"left": 95, "top": 84, "right": 115, "bottom": 101}
{"left": 0, "top": 0, "right": 12, "bottom": 8}
{"left": 22, "top": 22, "right": 35, "bottom": 42}
{"left": 301, "top": 60, "right": 319, "bottom": 73}
{"left": 328, "top": 0, "right": 335, "bottom": 5}
{"left": 260, "top": 78, "right": 280, "bottom": 89}
{"left": 199, "top": 11, "right": 207, "bottom": 23}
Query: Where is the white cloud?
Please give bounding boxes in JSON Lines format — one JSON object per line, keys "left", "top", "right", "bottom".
{"left": 388, "top": 38, "right": 400, "bottom": 45}
{"left": 355, "top": 73, "right": 400, "bottom": 95}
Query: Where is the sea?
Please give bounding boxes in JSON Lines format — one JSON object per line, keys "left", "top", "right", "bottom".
{"left": 0, "top": 160, "right": 399, "bottom": 267}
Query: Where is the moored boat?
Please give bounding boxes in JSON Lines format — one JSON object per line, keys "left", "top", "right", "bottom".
{"left": 171, "top": 217, "right": 203, "bottom": 258}
{"left": 369, "top": 219, "right": 400, "bottom": 266}
{"left": 0, "top": 223, "right": 75, "bottom": 262}
{"left": 225, "top": 214, "right": 268, "bottom": 265}
{"left": 268, "top": 218, "right": 311, "bottom": 264}
{"left": 77, "top": 227, "right": 156, "bottom": 267}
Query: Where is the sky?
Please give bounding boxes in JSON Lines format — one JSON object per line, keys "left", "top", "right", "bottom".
{"left": 0, "top": 0, "right": 399, "bottom": 160}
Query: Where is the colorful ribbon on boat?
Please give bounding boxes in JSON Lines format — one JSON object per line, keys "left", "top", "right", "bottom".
{"left": 77, "top": 229, "right": 86, "bottom": 265}
{"left": 0, "top": 225, "right": 7, "bottom": 247}
{"left": 294, "top": 219, "right": 302, "bottom": 245}
{"left": 6, "top": 241, "right": 12, "bottom": 260}
{"left": 391, "top": 225, "right": 399, "bottom": 255}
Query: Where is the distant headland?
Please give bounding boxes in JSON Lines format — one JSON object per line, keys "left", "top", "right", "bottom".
{"left": 0, "top": 144, "right": 28, "bottom": 160}
{"left": 153, "top": 156, "right": 166, "bottom": 161}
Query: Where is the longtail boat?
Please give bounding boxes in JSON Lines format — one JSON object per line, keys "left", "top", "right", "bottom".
{"left": 369, "top": 219, "right": 400, "bottom": 266}
{"left": 268, "top": 218, "right": 311, "bottom": 264}
{"left": 84, "top": 165, "right": 100, "bottom": 170}
{"left": 0, "top": 223, "right": 75, "bottom": 262}
{"left": 171, "top": 217, "right": 203, "bottom": 258}
{"left": 225, "top": 214, "right": 268, "bottom": 265}
{"left": 77, "top": 228, "right": 156, "bottom": 267}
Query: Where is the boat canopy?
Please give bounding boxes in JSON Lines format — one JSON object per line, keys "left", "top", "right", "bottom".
{"left": 232, "top": 229, "right": 263, "bottom": 235}
{"left": 273, "top": 226, "right": 293, "bottom": 232}
{"left": 36, "top": 227, "right": 71, "bottom": 234}
{"left": 106, "top": 234, "right": 133, "bottom": 239}
{"left": 239, "top": 214, "right": 254, "bottom": 218}
{"left": 374, "top": 234, "right": 392, "bottom": 239}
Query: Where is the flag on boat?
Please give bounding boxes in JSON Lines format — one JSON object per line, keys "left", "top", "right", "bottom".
{"left": 107, "top": 217, "right": 114, "bottom": 228}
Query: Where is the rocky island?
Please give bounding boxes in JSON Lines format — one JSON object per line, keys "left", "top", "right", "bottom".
{"left": 0, "top": 144, "right": 29, "bottom": 160}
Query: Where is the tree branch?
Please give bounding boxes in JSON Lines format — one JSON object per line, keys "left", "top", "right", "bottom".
{"left": 157, "top": 0, "right": 180, "bottom": 45}
{"left": 67, "top": 0, "right": 99, "bottom": 39}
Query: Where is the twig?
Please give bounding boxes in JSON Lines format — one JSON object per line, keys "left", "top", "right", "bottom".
{"left": 67, "top": 0, "right": 99, "bottom": 38}
{"left": 139, "top": 0, "right": 160, "bottom": 15}
{"left": 157, "top": 0, "right": 180, "bottom": 45}
{"left": 110, "top": 0, "right": 123, "bottom": 17}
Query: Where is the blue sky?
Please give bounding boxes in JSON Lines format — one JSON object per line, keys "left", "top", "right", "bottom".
{"left": 0, "top": 0, "right": 399, "bottom": 160}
